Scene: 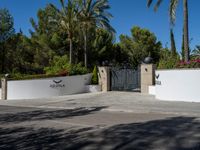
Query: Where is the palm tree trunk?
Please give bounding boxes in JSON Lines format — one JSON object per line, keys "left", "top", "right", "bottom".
{"left": 183, "top": 0, "right": 189, "bottom": 62}
{"left": 1, "top": 43, "right": 5, "bottom": 73}
{"left": 69, "top": 38, "right": 73, "bottom": 64}
{"left": 170, "top": 28, "right": 176, "bottom": 57}
{"left": 84, "top": 30, "right": 88, "bottom": 68}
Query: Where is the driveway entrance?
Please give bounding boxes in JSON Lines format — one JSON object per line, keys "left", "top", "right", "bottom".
{"left": 110, "top": 67, "right": 140, "bottom": 91}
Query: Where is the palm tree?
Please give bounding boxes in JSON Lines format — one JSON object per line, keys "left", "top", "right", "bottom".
{"left": 78, "top": 0, "right": 115, "bottom": 68}
{"left": 147, "top": 0, "right": 190, "bottom": 62}
{"left": 50, "top": 0, "right": 78, "bottom": 64}
{"left": 170, "top": 28, "right": 176, "bottom": 57}
{"left": 191, "top": 45, "right": 200, "bottom": 59}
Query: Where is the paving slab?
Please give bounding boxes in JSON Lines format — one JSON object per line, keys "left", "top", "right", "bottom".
{"left": 2, "top": 91, "right": 200, "bottom": 116}
{"left": 1, "top": 90, "right": 200, "bottom": 150}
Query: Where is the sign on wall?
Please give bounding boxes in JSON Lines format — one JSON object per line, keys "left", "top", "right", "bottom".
{"left": 155, "top": 74, "right": 161, "bottom": 85}
{"left": 50, "top": 80, "right": 65, "bottom": 88}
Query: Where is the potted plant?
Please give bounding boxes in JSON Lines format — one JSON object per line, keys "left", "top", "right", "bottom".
{"left": 86, "top": 66, "right": 102, "bottom": 93}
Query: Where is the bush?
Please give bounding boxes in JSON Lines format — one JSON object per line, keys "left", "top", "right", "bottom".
{"left": 91, "top": 66, "right": 98, "bottom": 84}
{"left": 68, "top": 63, "right": 88, "bottom": 76}
{"left": 176, "top": 59, "right": 200, "bottom": 68}
{"left": 44, "top": 55, "right": 88, "bottom": 76}
{"left": 8, "top": 74, "right": 63, "bottom": 81}
{"left": 158, "top": 56, "right": 180, "bottom": 69}
{"left": 44, "top": 55, "right": 70, "bottom": 75}
{"left": 157, "top": 48, "right": 180, "bottom": 69}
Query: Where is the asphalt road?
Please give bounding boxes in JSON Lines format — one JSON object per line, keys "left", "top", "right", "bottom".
{"left": 0, "top": 92, "right": 200, "bottom": 150}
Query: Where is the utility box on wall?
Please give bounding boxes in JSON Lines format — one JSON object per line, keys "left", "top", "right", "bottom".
{"left": 141, "top": 64, "right": 155, "bottom": 94}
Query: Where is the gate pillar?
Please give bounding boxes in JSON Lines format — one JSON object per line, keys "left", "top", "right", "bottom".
{"left": 98, "top": 67, "right": 111, "bottom": 92}
{"left": 141, "top": 64, "right": 155, "bottom": 94}
{"left": 1, "top": 78, "right": 7, "bottom": 100}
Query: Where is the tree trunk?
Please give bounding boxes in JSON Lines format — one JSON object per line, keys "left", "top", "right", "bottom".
{"left": 181, "top": 28, "right": 185, "bottom": 60}
{"left": 1, "top": 43, "right": 5, "bottom": 73}
{"left": 69, "top": 38, "right": 73, "bottom": 64}
{"left": 84, "top": 30, "right": 88, "bottom": 68}
{"left": 170, "top": 28, "right": 176, "bottom": 57}
{"left": 183, "top": 0, "right": 189, "bottom": 62}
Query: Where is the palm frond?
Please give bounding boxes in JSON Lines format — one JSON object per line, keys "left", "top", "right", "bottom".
{"left": 154, "top": 0, "right": 163, "bottom": 11}
{"left": 170, "top": 0, "right": 178, "bottom": 25}
{"left": 147, "top": 0, "right": 153, "bottom": 7}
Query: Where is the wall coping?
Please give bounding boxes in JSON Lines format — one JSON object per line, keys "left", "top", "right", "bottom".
{"left": 156, "top": 68, "right": 200, "bottom": 71}
{"left": 6, "top": 73, "right": 92, "bottom": 82}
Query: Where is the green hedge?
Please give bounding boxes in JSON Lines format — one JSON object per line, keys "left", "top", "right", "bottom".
{"left": 7, "top": 74, "right": 65, "bottom": 81}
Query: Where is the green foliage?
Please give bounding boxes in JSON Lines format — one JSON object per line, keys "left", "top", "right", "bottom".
{"left": 191, "top": 45, "right": 200, "bottom": 59}
{"left": 78, "top": 0, "right": 115, "bottom": 67}
{"left": 0, "top": 8, "right": 14, "bottom": 42}
{"left": 44, "top": 55, "right": 70, "bottom": 75}
{"left": 91, "top": 66, "right": 98, "bottom": 85}
{"left": 119, "top": 26, "right": 162, "bottom": 68}
{"left": 50, "top": 0, "right": 79, "bottom": 64}
{"left": 44, "top": 55, "right": 88, "bottom": 76}
{"left": 0, "top": 8, "right": 15, "bottom": 73}
{"left": 8, "top": 73, "right": 63, "bottom": 81}
{"left": 69, "top": 63, "right": 88, "bottom": 76}
{"left": 147, "top": 0, "right": 179, "bottom": 25}
{"left": 157, "top": 48, "right": 180, "bottom": 69}
{"left": 176, "top": 60, "right": 200, "bottom": 69}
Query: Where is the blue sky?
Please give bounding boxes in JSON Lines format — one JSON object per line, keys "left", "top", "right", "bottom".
{"left": 1, "top": 0, "right": 200, "bottom": 52}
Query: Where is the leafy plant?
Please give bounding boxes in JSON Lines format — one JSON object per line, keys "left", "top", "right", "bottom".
{"left": 119, "top": 26, "right": 162, "bottom": 68}
{"left": 44, "top": 55, "right": 88, "bottom": 76}
{"left": 157, "top": 48, "right": 180, "bottom": 69}
{"left": 68, "top": 63, "right": 88, "bottom": 76}
{"left": 91, "top": 66, "right": 98, "bottom": 85}
{"left": 176, "top": 59, "right": 200, "bottom": 68}
{"left": 8, "top": 73, "right": 62, "bottom": 81}
{"left": 44, "top": 55, "right": 70, "bottom": 75}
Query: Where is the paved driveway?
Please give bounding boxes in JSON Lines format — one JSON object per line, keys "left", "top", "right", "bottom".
{"left": 0, "top": 92, "right": 200, "bottom": 149}
{"left": 1, "top": 91, "right": 200, "bottom": 116}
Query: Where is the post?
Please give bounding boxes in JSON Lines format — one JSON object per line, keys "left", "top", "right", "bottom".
{"left": 141, "top": 64, "right": 155, "bottom": 94}
{"left": 1, "top": 77, "right": 7, "bottom": 100}
{"left": 98, "top": 67, "right": 111, "bottom": 92}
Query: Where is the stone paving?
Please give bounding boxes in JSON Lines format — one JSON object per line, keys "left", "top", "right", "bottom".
{"left": 0, "top": 92, "right": 200, "bottom": 149}
{"left": 1, "top": 91, "right": 200, "bottom": 116}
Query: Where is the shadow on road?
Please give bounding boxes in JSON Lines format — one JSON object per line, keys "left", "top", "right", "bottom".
{"left": 0, "top": 117, "right": 200, "bottom": 150}
{"left": 0, "top": 106, "right": 107, "bottom": 124}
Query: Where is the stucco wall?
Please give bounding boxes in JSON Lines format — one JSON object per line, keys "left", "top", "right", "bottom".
{"left": 7, "top": 74, "right": 92, "bottom": 100}
{"left": 155, "top": 69, "right": 200, "bottom": 102}
{"left": 0, "top": 89, "right": 1, "bottom": 99}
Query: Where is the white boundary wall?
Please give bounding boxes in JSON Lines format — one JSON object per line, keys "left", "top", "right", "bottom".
{"left": 0, "top": 88, "right": 1, "bottom": 99}
{"left": 155, "top": 69, "right": 200, "bottom": 102}
{"left": 7, "top": 74, "right": 92, "bottom": 100}
{"left": 149, "top": 86, "right": 156, "bottom": 95}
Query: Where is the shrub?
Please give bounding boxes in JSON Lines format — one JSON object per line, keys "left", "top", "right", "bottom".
{"left": 8, "top": 74, "right": 63, "bottom": 81}
{"left": 158, "top": 56, "right": 180, "bottom": 69}
{"left": 91, "top": 66, "right": 98, "bottom": 85}
{"left": 44, "top": 55, "right": 88, "bottom": 76}
{"left": 44, "top": 55, "right": 70, "bottom": 75}
{"left": 68, "top": 63, "right": 88, "bottom": 76}
{"left": 176, "top": 59, "right": 200, "bottom": 68}
{"left": 157, "top": 48, "right": 180, "bottom": 69}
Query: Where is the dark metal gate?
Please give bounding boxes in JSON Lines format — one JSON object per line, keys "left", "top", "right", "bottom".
{"left": 111, "top": 67, "right": 141, "bottom": 91}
